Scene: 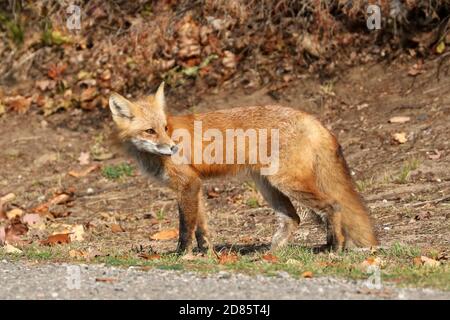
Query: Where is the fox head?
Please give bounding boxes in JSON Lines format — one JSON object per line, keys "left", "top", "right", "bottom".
{"left": 109, "top": 82, "right": 177, "bottom": 156}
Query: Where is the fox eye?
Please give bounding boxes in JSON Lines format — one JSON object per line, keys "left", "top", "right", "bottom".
{"left": 165, "top": 126, "right": 168, "bottom": 132}
{"left": 145, "top": 128, "right": 156, "bottom": 135}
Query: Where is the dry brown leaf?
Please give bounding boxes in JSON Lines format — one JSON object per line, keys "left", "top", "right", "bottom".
{"left": 414, "top": 211, "right": 431, "bottom": 221}
{"left": 150, "top": 228, "right": 178, "bottom": 240}
{"left": 3, "top": 243, "right": 22, "bottom": 254}
{"left": 49, "top": 193, "right": 71, "bottom": 205}
{"left": 0, "top": 193, "right": 15, "bottom": 205}
{"left": 0, "top": 193, "right": 16, "bottom": 217}
{"left": 262, "top": 253, "right": 278, "bottom": 263}
{"left": 427, "top": 149, "right": 441, "bottom": 160}
{"left": 4, "top": 96, "right": 32, "bottom": 113}
{"left": 407, "top": 62, "right": 423, "bottom": 76}
{"left": 78, "top": 152, "right": 90, "bottom": 165}
{"left": 69, "top": 249, "right": 87, "bottom": 259}
{"left": 22, "top": 213, "right": 45, "bottom": 230}
{"left": 207, "top": 189, "right": 220, "bottom": 199}
{"left": 302, "top": 271, "right": 313, "bottom": 278}
{"left": 111, "top": 224, "right": 125, "bottom": 233}
{"left": 138, "top": 253, "right": 161, "bottom": 260}
{"left": 80, "top": 87, "right": 98, "bottom": 102}
{"left": 68, "top": 165, "right": 99, "bottom": 178}
{"left": 393, "top": 132, "right": 407, "bottom": 144}
{"left": 41, "top": 233, "right": 71, "bottom": 246}
{"left": 219, "top": 252, "right": 239, "bottom": 264}
{"left": 32, "top": 203, "right": 49, "bottom": 214}
{"left": 69, "top": 225, "right": 85, "bottom": 242}
{"left": 6, "top": 208, "right": 23, "bottom": 220}
{"left": 47, "top": 63, "right": 67, "bottom": 80}
{"left": 413, "top": 256, "right": 423, "bottom": 266}
{"left": 5, "top": 221, "right": 28, "bottom": 244}
{"left": 222, "top": 51, "right": 237, "bottom": 69}
{"left": 421, "top": 256, "right": 440, "bottom": 268}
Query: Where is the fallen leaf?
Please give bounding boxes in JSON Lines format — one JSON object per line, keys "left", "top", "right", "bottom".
{"left": 421, "top": 256, "right": 440, "bottom": 268}
{"left": 3, "top": 243, "right": 22, "bottom": 254}
{"left": 95, "top": 277, "right": 117, "bottom": 283}
{"left": 6, "top": 208, "right": 23, "bottom": 220}
{"left": 436, "top": 41, "right": 446, "bottom": 54}
{"left": 22, "top": 213, "right": 46, "bottom": 230}
{"left": 41, "top": 233, "right": 71, "bottom": 246}
{"left": 111, "top": 224, "right": 125, "bottom": 233}
{"left": 36, "top": 79, "right": 55, "bottom": 91}
{"left": 302, "top": 271, "right": 313, "bottom": 278}
{"left": 150, "top": 228, "right": 178, "bottom": 241}
{"left": 0, "top": 193, "right": 16, "bottom": 217}
{"left": 68, "top": 165, "right": 99, "bottom": 178}
{"left": 47, "top": 63, "right": 67, "bottom": 80}
{"left": 207, "top": 189, "right": 220, "bottom": 199}
{"left": 262, "top": 253, "right": 278, "bottom": 263}
{"left": 393, "top": 132, "right": 407, "bottom": 144}
{"left": 81, "top": 87, "right": 98, "bottom": 102}
{"left": 0, "top": 193, "right": 15, "bottom": 205}
{"left": 32, "top": 203, "right": 49, "bottom": 214}
{"left": 4, "top": 96, "right": 32, "bottom": 113}
{"left": 69, "top": 225, "right": 85, "bottom": 242}
{"left": 78, "top": 152, "right": 90, "bottom": 165}
{"left": 69, "top": 249, "right": 87, "bottom": 259}
{"left": 407, "top": 62, "right": 423, "bottom": 76}
{"left": 219, "top": 252, "right": 239, "bottom": 264}
{"left": 389, "top": 116, "right": 410, "bottom": 123}
{"left": 49, "top": 193, "right": 71, "bottom": 205}
{"left": 427, "top": 149, "right": 441, "bottom": 160}
{"left": 413, "top": 256, "right": 423, "bottom": 266}
{"left": 138, "top": 253, "right": 161, "bottom": 260}
{"left": 5, "top": 221, "right": 28, "bottom": 244}
{"left": 414, "top": 211, "right": 431, "bottom": 221}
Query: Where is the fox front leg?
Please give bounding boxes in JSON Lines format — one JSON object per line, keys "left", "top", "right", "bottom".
{"left": 175, "top": 179, "right": 202, "bottom": 254}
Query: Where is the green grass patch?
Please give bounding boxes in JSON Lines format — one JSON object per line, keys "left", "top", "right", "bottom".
{"left": 396, "top": 158, "right": 420, "bottom": 184}
{"left": 102, "top": 163, "right": 134, "bottom": 180}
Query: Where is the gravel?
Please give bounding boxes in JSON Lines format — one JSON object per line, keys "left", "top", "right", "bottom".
{"left": 0, "top": 260, "right": 448, "bottom": 299}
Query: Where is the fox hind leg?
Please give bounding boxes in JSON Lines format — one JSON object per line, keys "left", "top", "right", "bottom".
{"left": 252, "top": 174, "right": 300, "bottom": 251}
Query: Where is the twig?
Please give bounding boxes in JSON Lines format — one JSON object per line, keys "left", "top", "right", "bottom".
{"left": 405, "top": 196, "right": 450, "bottom": 208}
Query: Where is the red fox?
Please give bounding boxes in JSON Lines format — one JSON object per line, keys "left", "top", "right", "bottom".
{"left": 109, "top": 83, "right": 378, "bottom": 254}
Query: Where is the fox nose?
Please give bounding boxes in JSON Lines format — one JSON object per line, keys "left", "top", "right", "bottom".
{"left": 170, "top": 145, "right": 178, "bottom": 154}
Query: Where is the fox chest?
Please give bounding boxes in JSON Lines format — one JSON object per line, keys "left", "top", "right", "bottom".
{"left": 125, "top": 142, "right": 169, "bottom": 182}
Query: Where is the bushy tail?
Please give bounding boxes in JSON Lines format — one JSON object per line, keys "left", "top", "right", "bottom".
{"left": 317, "top": 144, "right": 378, "bottom": 247}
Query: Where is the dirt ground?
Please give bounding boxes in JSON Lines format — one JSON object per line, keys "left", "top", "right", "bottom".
{"left": 1, "top": 59, "right": 449, "bottom": 256}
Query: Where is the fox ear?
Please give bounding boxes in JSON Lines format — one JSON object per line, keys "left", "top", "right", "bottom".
{"left": 154, "top": 81, "right": 166, "bottom": 111}
{"left": 109, "top": 93, "right": 133, "bottom": 121}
